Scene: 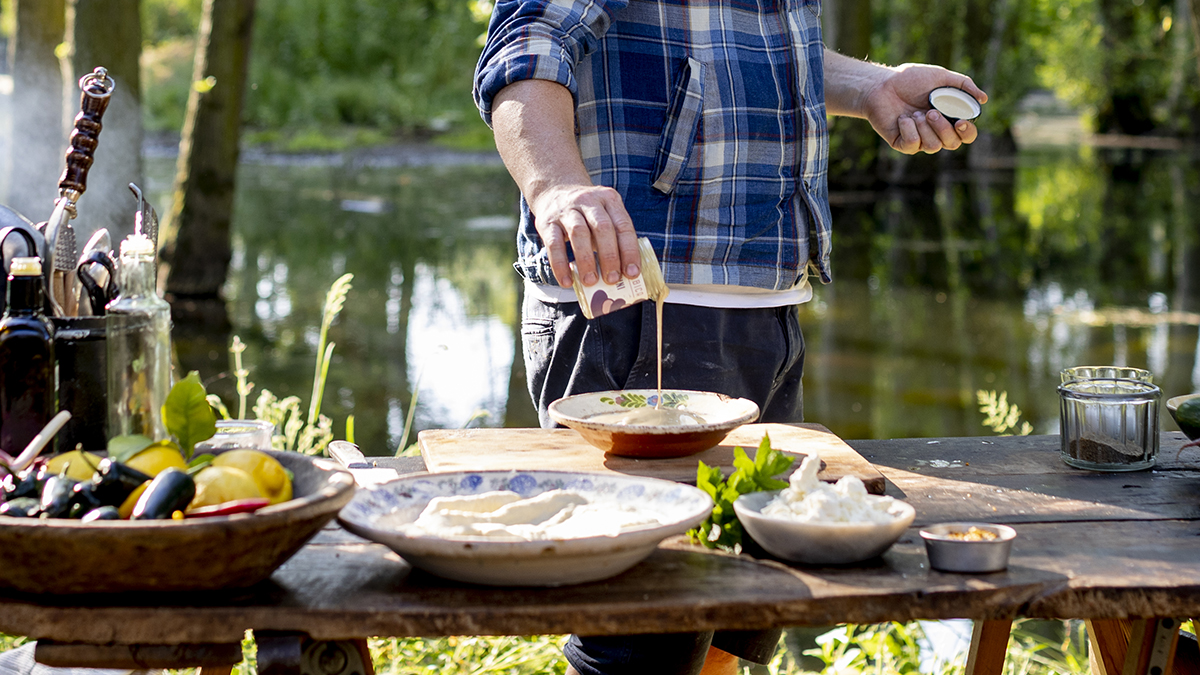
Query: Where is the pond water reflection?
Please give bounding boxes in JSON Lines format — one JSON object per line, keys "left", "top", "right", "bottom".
{"left": 152, "top": 143, "right": 1200, "bottom": 456}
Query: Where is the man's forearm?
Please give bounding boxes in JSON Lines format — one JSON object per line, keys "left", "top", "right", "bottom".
{"left": 822, "top": 49, "right": 893, "bottom": 119}
{"left": 492, "top": 79, "right": 591, "bottom": 204}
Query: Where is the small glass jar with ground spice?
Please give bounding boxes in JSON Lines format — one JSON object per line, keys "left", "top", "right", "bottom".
{"left": 1058, "top": 378, "right": 1161, "bottom": 472}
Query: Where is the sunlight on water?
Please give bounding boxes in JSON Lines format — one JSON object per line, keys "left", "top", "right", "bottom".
{"left": 407, "top": 265, "right": 514, "bottom": 432}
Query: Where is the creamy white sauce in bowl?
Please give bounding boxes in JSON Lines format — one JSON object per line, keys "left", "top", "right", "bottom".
{"left": 338, "top": 470, "right": 714, "bottom": 586}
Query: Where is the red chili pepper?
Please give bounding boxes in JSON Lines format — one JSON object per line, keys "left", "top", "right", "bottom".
{"left": 185, "top": 498, "right": 271, "bottom": 518}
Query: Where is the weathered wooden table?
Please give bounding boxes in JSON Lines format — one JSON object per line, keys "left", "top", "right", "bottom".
{"left": 3, "top": 432, "right": 1199, "bottom": 675}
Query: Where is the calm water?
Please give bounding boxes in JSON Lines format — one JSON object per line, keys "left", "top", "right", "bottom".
{"left": 149, "top": 143, "right": 1200, "bottom": 456}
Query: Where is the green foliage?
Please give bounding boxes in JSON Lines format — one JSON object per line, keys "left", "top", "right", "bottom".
{"left": 803, "top": 623, "right": 927, "bottom": 675}
{"left": 977, "top": 390, "right": 1034, "bottom": 436}
{"left": 245, "top": 0, "right": 487, "bottom": 137}
{"left": 370, "top": 635, "right": 569, "bottom": 674}
{"left": 688, "top": 434, "right": 793, "bottom": 554}
{"left": 163, "top": 371, "right": 220, "bottom": 459}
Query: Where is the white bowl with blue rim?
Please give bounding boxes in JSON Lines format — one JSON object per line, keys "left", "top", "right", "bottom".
{"left": 338, "top": 469, "right": 713, "bottom": 586}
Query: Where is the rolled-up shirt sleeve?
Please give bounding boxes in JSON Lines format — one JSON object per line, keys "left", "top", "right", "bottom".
{"left": 473, "top": 0, "right": 625, "bottom": 126}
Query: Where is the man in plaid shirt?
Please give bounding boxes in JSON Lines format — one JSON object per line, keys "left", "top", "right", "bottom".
{"left": 475, "top": 0, "right": 986, "bottom": 672}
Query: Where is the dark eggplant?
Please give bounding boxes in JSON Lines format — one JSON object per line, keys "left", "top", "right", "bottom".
{"left": 67, "top": 482, "right": 104, "bottom": 519}
{"left": 80, "top": 505, "right": 121, "bottom": 522}
{"left": 4, "top": 468, "right": 43, "bottom": 501}
{"left": 40, "top": 475, "right": 78, "bottom": 518}
{"left": 130, "top": 468, "right": 195, "bottom": 520}
{"left": 90, "top": 458, "right": 151, "bottom": 507}
{"left": 0, "top": 496, "right": 39, "bottom": 517}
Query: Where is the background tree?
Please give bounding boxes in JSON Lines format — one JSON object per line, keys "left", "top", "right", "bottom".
{"left": 159, "top": 0, "right": 256, "bottom": 311}
{"left": 4, "top": 0, "right": 65, "bottom": 225}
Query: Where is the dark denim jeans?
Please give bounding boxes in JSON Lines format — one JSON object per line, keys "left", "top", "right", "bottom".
{"left": 521, "top": 293, "right": 804, "bottom": 674}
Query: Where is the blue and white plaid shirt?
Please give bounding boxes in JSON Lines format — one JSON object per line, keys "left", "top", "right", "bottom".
{"left": 475, "top": 0, "right": 833, "bottom": 290}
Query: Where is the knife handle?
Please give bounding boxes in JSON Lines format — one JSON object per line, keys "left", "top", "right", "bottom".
{"left": 58, "top": 67, "right": 116, "bottom": 197}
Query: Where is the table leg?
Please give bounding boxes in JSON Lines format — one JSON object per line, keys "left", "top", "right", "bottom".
{"left": 1086, "top": 618, "right": 1183, "bottom": 675}
{"left": 965, "top": 619, "right": 1013, "bottom": 675}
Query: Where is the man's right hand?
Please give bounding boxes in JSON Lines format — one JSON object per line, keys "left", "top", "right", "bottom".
{"left": 528, "top": 183, "right": 640, "bottom": 289}
{"left": 492, "top": 80, "right": 642, "bottom": 288}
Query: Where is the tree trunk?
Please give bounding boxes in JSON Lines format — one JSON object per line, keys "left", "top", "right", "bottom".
{"left": 5, "top": 0, "right": 66, "bottom": 225}
{"left": 67, "top": 0, "right": 143, "bottom": 244}
{"left": 159, "top": 0, "right": 257, "bottom": 301}
{"left": 835, "top": 0, "right": 873, "bottom": 60}
{"left": 1095, "top": 0, "right": 1156, "bottom": 135}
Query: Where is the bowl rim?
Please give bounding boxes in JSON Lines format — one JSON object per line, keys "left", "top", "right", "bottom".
{"left": 547, "top": 388, "right": 760, "bottom": 435}
{"left": 1167, "top": 393, "right": 1200, "bottom": 413}
{"left": 337, "top": 468, "right": 714, "bottom": 552}
{"left": 733, "top": 489, "right": 916, "bottom": 530}
{"left": 0, "top": 450, "right": 355, "bottom": 530}
{"left": 919, "top": 521, "right": 1017, "bottom": 543}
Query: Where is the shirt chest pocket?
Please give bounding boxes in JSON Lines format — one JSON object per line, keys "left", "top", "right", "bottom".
{"left": 651, "top": 57, "right": 706, "bottom": 195}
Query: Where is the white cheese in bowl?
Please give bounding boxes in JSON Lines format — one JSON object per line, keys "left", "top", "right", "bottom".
{"left": 383, "top": 489, "right": 666, "bottom": 540}
{"left": 761, "top": 456, "right": 898, "bottom": 524}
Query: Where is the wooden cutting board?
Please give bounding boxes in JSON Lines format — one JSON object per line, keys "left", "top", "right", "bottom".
{"left": 418, "top": 423, "right": 885, "bottom": 494}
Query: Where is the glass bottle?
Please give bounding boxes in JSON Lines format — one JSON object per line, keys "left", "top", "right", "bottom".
{"left": 106, "top": 233, "right": 171, "bottom": 441}
{"left": 0, "top": 257, "right": 55, "bottom": 453}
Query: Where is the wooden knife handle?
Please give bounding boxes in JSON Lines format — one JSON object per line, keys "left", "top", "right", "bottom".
{"left": 58, "top": 67, "right": 116, "bottom": 197}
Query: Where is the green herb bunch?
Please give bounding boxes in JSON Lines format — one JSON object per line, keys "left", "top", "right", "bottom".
{"left": 687, "top": 434, "right": 794, "bottom": 554}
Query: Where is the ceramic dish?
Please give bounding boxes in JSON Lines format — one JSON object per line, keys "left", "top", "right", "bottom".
{"left": 1167, "top": 393, "right": 1200, "bottom": 440}
{"left": 733, "top": 490, "right": 915, "bottom": 565}
{"left": 338, "top": 469, "right": 712, "bottom": 586}
{"left": 0, "top": 451, "right": 355, "bottom": 594}
{"left": 547, "top": 389, "right": 760, "bottom": 458}
{"left": 920, "top": 522, "right": 1016, "bottom": 573}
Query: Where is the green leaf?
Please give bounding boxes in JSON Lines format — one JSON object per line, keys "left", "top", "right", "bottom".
{"left": 186, "top": 454, "right": 215, "bottom": 475}
{"left": 685, "top": 433, "right": 794, "bottom": 553}
{"left": 108, "top": 434, "right": 155, "bottom": 464}
{"left": 162, "top": 372, "right": 218, "bottom": 460}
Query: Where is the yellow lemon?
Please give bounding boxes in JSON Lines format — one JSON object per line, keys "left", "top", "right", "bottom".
{"left": 118, "top": 481, "right": 150, "bottom": 519}
{"left": 125, "top": 444, "right": 188, "bottom": 478}
{"left": 45, "top": 450, "right": 103, "bottom": 482}
{"left": 211, "top": 450, "right": 293, "bottom": 505}
{"left": 188, "top": 465, "right": 265, "bottom": 511}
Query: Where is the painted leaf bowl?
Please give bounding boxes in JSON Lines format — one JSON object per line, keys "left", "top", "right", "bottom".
{"left": 338, "top": 469, "right": 713, "bottom": 587}
{"left": 547, "top": 389, "right": 760, "bottom": 458}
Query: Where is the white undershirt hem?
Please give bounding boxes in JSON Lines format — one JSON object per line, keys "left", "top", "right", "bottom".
{"left": 525, "top": 277, "right": 812, "bottom": 309}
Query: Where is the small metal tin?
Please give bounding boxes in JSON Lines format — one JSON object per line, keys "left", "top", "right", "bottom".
{"left": 920, "top": 522, "right": 1016, "bottom": 573}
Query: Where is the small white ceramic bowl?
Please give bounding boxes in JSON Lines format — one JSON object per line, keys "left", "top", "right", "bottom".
{"left": 733, "top": 491, "right": 915, "bottom": 565}
{"left": 548, "top": 389, "right": 760, "bottom": 458}
{"left": 338, "top": 469, "right": 713, "bottom": 586}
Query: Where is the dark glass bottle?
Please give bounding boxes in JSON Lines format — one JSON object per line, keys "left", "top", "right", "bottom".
{"left": 0, "top": 256, "right": 55, "bottom": 454}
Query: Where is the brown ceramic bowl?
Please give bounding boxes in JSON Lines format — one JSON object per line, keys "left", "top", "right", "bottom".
{"left": 0, "top": 450, "right": 355, "bottom": 594}
{"left": 548, "top": 389, "right": 760, "bottom": 458}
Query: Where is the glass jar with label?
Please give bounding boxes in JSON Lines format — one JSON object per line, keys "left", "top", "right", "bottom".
{"left": 572, "top": 237, "right": 668, "bottom": 319}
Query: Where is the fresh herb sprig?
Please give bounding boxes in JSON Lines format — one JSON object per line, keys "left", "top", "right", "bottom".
{"left": 688, "top": 434, "right": 794, "bottom": 553}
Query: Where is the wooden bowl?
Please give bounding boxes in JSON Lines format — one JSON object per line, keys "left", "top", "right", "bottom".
{"left": 548, "top": 389, "right": 760, "bottom": 458}
{"left": 0, "top": 450, "right": 355, "bottom": 594}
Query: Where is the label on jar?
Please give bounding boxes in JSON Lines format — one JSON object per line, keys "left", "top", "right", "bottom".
{"left": 572, "top": 237, "right": 667, "bottom": 319}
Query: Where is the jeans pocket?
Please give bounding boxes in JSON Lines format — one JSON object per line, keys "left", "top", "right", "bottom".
{"left": 651, "top": 57, "right": 706, "bottom": 195}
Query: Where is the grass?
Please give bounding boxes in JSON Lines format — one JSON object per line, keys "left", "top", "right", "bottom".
{"left": 1, "top": 620, "right": 1097, "bottom": 675}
